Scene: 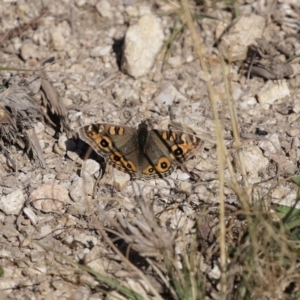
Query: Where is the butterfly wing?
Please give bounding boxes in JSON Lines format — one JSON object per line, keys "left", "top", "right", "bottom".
{"left": 79, "top": 123, "right": 140, "bottom": 176}
{"left": 140, "top": 128, "right": 202, "bottom": 179}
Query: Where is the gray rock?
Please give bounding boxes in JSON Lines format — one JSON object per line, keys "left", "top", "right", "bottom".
{"left": 0, "top": 190, "right": 25, "bottom": 215}
{"left": 219, "top": 15, "right": 265, "bottom": 61}
{"left": 121, "top": 13, "right": 164, "bottom": 78}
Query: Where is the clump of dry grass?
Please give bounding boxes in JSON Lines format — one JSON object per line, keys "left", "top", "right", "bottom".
{"left": 0, "top": 79, "right": 45, "bottom": 169}
{"left": 229, "top": 203, "right": 300, "bottom": 299}
{"left": 0, "top": 64, "right": 69, "bottom": 170}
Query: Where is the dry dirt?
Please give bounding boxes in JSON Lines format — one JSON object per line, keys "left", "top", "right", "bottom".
{"left": 1, "top": 0, "right": 300, "bottom": 299}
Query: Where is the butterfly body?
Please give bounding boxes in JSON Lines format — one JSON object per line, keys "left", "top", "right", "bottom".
{"left": 79, "top": 121, "right": 202, "bottom": 180}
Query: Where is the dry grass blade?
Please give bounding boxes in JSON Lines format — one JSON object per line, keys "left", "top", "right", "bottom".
{"left": 180, "top": 0, "right": 227, "bottom": 296}
{"left": 25, "top": 128, "right": 46, "bottom": 168}
{"left": 219, "top": 50, "right": 252, "bottom": 209}
{"left": 0, "top": 140, "right": 16, "bottom": 170}
{"left": 0, "top": 84, "right": 41, "bottom": 115}
{"left": 0, "top": 106, "right": 17, "bottom": 130}
{"left": 39, "top": 69, "right": 67, "bottom": 118}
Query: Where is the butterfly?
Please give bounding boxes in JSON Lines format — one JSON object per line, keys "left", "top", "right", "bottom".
{"left": 79, "top": 121, "right": 202, "bottom": 180}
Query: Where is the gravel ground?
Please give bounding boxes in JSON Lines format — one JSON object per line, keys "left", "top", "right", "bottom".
{"left": 1, "top": 0, "right": 300, "bottom": 299}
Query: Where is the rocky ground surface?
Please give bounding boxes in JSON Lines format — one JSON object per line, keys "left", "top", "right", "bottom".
{"left": 1, "top": 0, "right": 300, "bottom": 299}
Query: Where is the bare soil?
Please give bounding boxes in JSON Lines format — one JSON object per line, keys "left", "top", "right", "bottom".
{"left": 1, "top": 0, "right": 300, "bottom": 299}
